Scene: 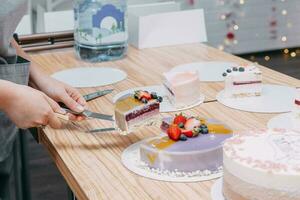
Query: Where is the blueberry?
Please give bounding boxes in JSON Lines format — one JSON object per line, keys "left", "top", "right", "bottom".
{"left": 151, "top": 92, "right": 158, "bottom": 99}
{"left": 180, "top": 134, "right": 188, "bottom": 141}
{"left": 233, "top": 67, "right": 238, "bottom": 71}
{"left": 178, "top": 123, "right": 184, "bottom": 128}
{"left": 201, "top": 128, "right": 209, "bottom": 134}
{"left": 141, "top": 98, "right": 148, "bottom": 104}
{"left": 222, "top": 72, "right": 227, "bottom": 77}
{"left": 157, "top": 96, "right": 163, "bottom": 103}
{"left": 200, "top": 124, "right": 207, "bottom": 129}
{"left": 226, "top": 69, "right": 232, "bottom": 73}
{"left": 239, "top": 67, "right": 245, "bottom": 72}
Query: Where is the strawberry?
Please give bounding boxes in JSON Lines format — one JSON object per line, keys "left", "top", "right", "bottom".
{"left": 184, "top": 117, "right": 201, "bottom": 130}
{"left": 181, "top": 129, "right": 193, "bottom": 138}
{"left": 173, "top": 113, "right": 187, "bottom": 125}
{"left": 134, "top": 90, "right": 152, "bottom": 100}
{"left": 140, "top": 91, "right": 152, "bottom": 100}
{"left": 167, "top": 124, "right": 182, "bottom": 141}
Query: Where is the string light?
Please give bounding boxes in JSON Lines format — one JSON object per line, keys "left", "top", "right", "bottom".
{"left": 290, "top": 52, "right": 296, "bottom": 57}
{"left": 216, "top": 0, "right": 291, "bottom": 52}
{"left": 281, "top": 36, "right": 287, "bottom": 42}
{"left": 264, "top": 56, "right": 271, "bottom": 61}
{"left": 281, "top": 9, "right": 287, "bottom": 15}
{"left": 284, "top": 48, "right": 289, "bottom": 54}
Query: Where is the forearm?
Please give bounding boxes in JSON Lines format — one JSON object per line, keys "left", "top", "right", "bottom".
{"left": 11, "top": 39, "right": 46, "bottom": 89}
{"left": 0, "top": 80, "right": 17, "bottom": 110}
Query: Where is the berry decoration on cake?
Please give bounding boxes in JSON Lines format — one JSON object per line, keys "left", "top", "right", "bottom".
{"left": 164, "top": 113, "right": 214, "bottom": 141}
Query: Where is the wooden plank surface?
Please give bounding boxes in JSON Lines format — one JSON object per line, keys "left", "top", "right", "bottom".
{"left": 30, "top": 43, "right": 300, "bottom": 200}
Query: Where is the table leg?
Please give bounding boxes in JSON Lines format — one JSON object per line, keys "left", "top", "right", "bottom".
{"left": 67, "top": 185, "right": 77, "bottom": 200}
{"left": 20, "top": 130, "right": 32, "bottom": 200}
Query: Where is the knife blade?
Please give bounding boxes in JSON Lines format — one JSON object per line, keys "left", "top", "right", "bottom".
{"left": 62, "top": 108, "right": 114, "bottom": 121}
{"left": 82, "top": 110, "right": 114, "bottom": 121}
{"left": 87, "top": 127, "right": 116, "bottom": 133}
{"left": 83, "top": 89, "right": 113, "bottom": 102}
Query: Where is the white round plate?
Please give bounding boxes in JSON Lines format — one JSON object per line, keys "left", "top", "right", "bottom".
{"left": 122, "top": 140, "right": 223, "bottom": 183}
{"left": 217, "top": 84, "right": 297, "bottom": 113}
{"left": 211, "top": 178, "right": 224, "bottom": 200}
{"left": 171, "top": 61, "right": 238, "bottom": 82}
{"left": 267, "top": 113, "right": 293, "bottom": 130}
{"left": 113, "top": 85, "right": 205, "bottom": 113}
{"left": 51, "top": 67, "right": 127, "bottom": 88}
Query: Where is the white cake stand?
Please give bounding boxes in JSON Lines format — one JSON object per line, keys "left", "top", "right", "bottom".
{"left": 216, "top": 84, "right": 297, "bottom": 113}
{"left": 113, "top": 85, "right": 205, "bottom": 113}
{"left": 51, "top": 67, "right": 127, "bottom": 88}
{"left": 211, "top": 178, "right": 225, "bottom": 200}
{"left": 171, "top": 61, "right": 238, "bottom": 82}
{"left": 122, "top": 139, "right": 223, "bottom": 183}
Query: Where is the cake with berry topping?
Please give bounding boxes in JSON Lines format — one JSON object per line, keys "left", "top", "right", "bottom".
{"left": 140, "top": 113, "right": 232, "bottom": 172}
{"left": 163, "top": 70, "right": 201, "bottom": 108}
{"left": 292, "top": 90, "right": 300, "bottom": 132}
{"left": 223, "top": 130, "right": 300, "bottom": 200}
{"left": 223, "top": 66, "right": 262, "bottom": 98}
{"left": 114, "top": 90, "right": 163, "bottom": 132}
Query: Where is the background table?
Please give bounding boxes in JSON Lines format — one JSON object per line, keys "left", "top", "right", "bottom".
{"left": 30, "top": 43, "right": 300, "bottom": 200}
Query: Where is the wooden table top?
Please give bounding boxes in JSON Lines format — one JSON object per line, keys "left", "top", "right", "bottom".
{"left": 31, "top": 43, "right": 300, "bottom": 200}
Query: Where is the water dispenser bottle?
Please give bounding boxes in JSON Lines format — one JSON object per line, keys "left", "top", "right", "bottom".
{"left": 74, "top": 0, "right": 128, "bottom": 62}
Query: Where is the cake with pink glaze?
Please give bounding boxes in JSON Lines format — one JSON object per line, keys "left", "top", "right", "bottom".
{"left": 140, "top": 114, "right": 232, "bottom": 172}
{"left": 163, "top": 70, "right": 201, "bottom": 108}
{"left": 223, "top": 130, "right": 300, "bottom": 200}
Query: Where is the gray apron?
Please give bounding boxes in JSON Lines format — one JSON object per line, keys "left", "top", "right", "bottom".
{"left": 0, "top": 56, "right": 30, "bottom": 200}
{"left": 0, "top": 56, "right": 30, "bottom": 162}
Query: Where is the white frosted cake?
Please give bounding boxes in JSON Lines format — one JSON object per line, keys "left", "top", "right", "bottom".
{"left": 223, "top": 66, "right": 262, "bottom": 98}
{"left": 140, "top": 114, "right": 232, "bottom": 172}
{"left": 163, "top": 70, "right": 201, "bottom": 108}
{"left": 223, "top": 130, "right": 300, "bottom": 200}
{"left": 292, "top": 90, "right": 300, "bottom": 132}
{"left": 114, "top": 90, "right": 163, "bottom": 132}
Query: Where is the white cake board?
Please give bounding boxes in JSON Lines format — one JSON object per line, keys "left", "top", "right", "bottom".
{"left": 211, "top": 178, "right": 225, "bottom": 200}
{"left": 267, "top": 113, "right": 293, "bottom": 130}
{"left": 113, "top": 85, "right": 205, "bottom": 113}
{"left": 170, "top": 61, "right": 238, "bottom": 82}
{"left": 122, "top": 140, "right": 223, "bottom": 183}
{"left": 216, "top": 84, "right": 297, "bottom": 113}
{"left": 51, "top": 67, "right": 127, "bottom": 88}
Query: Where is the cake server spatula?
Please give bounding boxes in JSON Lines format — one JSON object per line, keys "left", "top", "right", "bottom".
{"left": 83, "top": 89, "right": 113, "bottom": 102}
{"left": 62, "top": 108, "right": 114, "bottom": 121}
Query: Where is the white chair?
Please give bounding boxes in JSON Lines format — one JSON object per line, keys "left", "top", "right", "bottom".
{"left": 15, "top": 15, "right": 33, "bottom": 35}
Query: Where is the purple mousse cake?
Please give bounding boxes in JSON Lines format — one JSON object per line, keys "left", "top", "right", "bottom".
{"left": 140, "top": 118, "right": 232, "bottom": 172}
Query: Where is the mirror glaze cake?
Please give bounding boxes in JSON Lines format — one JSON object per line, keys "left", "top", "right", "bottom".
{"left": 140, "top": 116, "right": 232, "bottom": 172}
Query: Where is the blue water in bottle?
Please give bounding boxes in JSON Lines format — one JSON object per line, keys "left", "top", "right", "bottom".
{"left": 74, "top": 0, "right": 128, "bottom": 62}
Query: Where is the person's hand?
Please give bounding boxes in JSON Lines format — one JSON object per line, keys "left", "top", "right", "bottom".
{"left": 33, "top": 76, "right": 87, "bottom": 121}
{"left": 1, "top": 83, "right": 65, "bottom": 129}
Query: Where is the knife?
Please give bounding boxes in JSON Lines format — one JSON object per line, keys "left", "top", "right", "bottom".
{"left": 87, "top": 127, "right": 116, "bottom": 133}
{"left": 62, "top": 108, "right": 114, "bottom": 121}
{"left": 83, "top": 89, "right": 113, "bottom": 102}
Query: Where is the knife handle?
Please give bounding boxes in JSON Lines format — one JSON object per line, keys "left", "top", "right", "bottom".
{"left": 55, "top": 112, "right": 69, "bottom": 121}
